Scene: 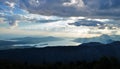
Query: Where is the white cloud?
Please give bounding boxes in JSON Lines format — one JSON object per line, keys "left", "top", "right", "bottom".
{"left": 28, "top": 0, "right": 46, "bottom": 7}
{"left": 28, "top": 0, "right": 40, "bottom": 7}
{"left": 5, "top": 1, "right": 15, "bottom": 9}
{"left": 86, "top": 18, "right": 111, "bottom": 22}
{"left": 63, "top": 0, "right": 85, "bottom": 8}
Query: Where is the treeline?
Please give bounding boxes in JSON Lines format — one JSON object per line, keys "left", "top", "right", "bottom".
{"left": 0, "top": 57, "right": 120, "bottom": 69}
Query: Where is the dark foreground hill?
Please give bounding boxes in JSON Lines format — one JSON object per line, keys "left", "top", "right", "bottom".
{"left": 0, "top": 41, "right": 120, "bottom": 63}
{"left": 0, "top": 41, "right": 120, "bottom": 69}
{"left": 0, "top": 57, "right": 120, "bottom": 69}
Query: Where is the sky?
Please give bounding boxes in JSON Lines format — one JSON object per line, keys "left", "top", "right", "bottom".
{"left": 0, "top": 0, "right": 120, "bottom": 49}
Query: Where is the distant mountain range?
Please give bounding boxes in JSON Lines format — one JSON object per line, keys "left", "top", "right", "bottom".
{"left": 0, "top": 36, "right": 63, "bottom": 49}
{"left": 73, "top": 34, "right": 120, "bottom": 44}
{"left": 0, "top": 41, "right": 120, "bottom": 64}
{"left": 1, "top": 35, "right": 120, "bottom": 50}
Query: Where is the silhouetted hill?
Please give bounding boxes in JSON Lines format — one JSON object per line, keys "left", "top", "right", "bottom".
{"left": 0, "top": 41, "right": 120, "bottom": 64}
{"left": 0, "top": 57, "right": 119, "bottom": 69}
{"left": 80, "top": 42, "right": 105, "bottom": 46}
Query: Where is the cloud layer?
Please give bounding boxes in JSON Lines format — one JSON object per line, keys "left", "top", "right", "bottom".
{"left": 0, "top": 0, "right": 120, "bottom": 18}
{"left": 16, "top": 0, "right": 120, "bottom": 18}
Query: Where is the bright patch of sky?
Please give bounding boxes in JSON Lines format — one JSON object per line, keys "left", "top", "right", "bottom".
{"left": 0, "top": 2, "right": 28, "bottom": 15}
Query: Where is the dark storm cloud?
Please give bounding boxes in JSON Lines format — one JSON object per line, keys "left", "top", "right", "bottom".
{"left": 1, "top": 0, "right": 120, "bottom": 18}
{"left": 84, "top": 0, "right": 120, "bottom": 17}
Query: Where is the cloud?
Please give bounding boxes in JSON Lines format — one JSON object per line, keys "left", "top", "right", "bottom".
{"left": 63, "top": 0, "right": 85, "bottom": 8}
{"left": 1, "top": 0, "right": 120, "bottom": 29}
{"left": 9, "top": 20, "right": 19, "bottom": 29}
{"left": 5, "top": 1, "right": 15, "bottom": 9}
{"left": 1, "top": 0, "right": 120, "bottom": 18}
{"left": 15, "top": 0, "right": 120, "bottom": 18}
